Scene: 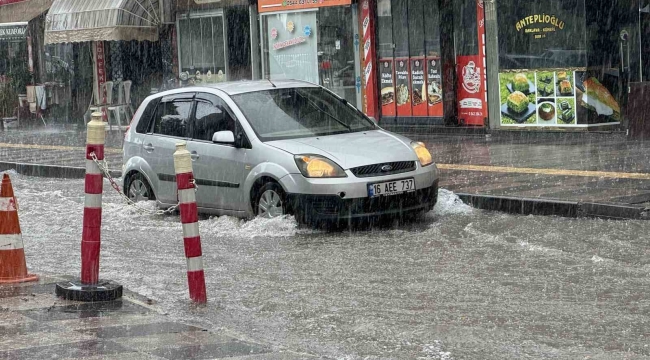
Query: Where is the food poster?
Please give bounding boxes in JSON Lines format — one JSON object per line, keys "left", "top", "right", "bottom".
{"left": 379, "top": 58, "right": 396, "bottom": 117}
{"left": 394, "top": 58, "right": 411, "bottom": 116}
{"left": 500, "top": 69, "right": 580, "bottom": 126}
{"left": 410, "top": 58, "right": 427, "bottom": 116}
{"left": 574, "top": 71, "right": 621, "bottom": 125}
{"left": 426, "top": 57, "right": 443, "bottom": 117}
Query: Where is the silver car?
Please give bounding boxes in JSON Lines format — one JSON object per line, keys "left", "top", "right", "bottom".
{"left": 123, "top": 80, "right": 439, "bottom": 224}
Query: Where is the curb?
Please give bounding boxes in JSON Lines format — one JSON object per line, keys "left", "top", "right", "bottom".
{"left": 2, "top": 161, "right": 647, "bottom": 220}
{"left": 0, "top": 161, "right": 122, "bottom": 179}
{"left": 457, "top": 193, "right": 649, "bottom": 220}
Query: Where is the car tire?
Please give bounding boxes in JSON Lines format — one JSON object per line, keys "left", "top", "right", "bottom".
{"left": 255, "top": 182, "right": 286, "bottom": 218}
{"left": 124, "top": 172, "right": 154, "bottom": 202}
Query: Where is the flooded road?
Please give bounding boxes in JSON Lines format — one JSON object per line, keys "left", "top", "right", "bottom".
{"left": 8, "top": 171, "right": 650, "bottom": 359}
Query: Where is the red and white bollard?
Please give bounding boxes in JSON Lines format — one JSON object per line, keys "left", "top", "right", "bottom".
{"left": 82, "top": 113, "right": 105, "bottom": 284}
{"left": 55, "top": 112, "right": 122, "bottom": 301}
{"left": 174, "top": 141, "right": 207, "bottom": 303}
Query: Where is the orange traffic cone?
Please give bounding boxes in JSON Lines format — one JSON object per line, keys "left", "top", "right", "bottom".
{"left": 0, "top": 174, "right": 38, "bottom": 284}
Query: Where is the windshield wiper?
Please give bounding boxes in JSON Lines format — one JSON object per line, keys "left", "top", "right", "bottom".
{"left": 304, "top": 96, "right": 351, "bottom": 132}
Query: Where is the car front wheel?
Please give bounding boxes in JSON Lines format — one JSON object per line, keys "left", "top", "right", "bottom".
{"left": 255, "top": 182, "right": 286, "bottom": 218}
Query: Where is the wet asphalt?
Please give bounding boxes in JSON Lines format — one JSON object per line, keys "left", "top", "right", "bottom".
{"left": 8, "top": 171, "right": 650, "bottom": 359}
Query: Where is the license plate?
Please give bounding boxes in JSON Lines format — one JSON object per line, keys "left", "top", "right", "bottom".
{"left": 368, "top": 178, "right": 416, "bottom": 197}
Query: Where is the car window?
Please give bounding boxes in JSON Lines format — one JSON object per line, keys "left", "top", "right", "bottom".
{"left": 192, "top": 98, "right": 236, "bottom": 141}
{"left": 231, "top": 87, "right": 376, "bottom": 141}
{"left": 151, "top": 100, "right": 192, "bottom": 138}
{"left": 135, "top": 97, "right": 159, "bottom": 134}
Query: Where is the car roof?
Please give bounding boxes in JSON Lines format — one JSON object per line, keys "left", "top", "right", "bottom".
{"left": 152, "top": 79, "right": 319, "bottom": 99}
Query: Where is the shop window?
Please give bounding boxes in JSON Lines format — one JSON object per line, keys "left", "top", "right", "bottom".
{"left": 375, "top": 0, "right": 444, "bottom": 118}
{"left": 178, "top": 15, "right": 226, "bottom": 81}
{"left": 260, "top": 7, "right": 359, "bottom": 108}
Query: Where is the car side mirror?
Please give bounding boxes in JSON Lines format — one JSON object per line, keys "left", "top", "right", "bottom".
{"left": 212, "top": 130, "right": 235, "bottom": 145}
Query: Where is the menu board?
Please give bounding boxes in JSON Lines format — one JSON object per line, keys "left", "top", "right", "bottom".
{"left": 426, "top": 57, "right": 443, "bottom": 117}
{"left": 410, "top": 58, "right": 427, "bottom": 116}
{"left": 379, "top": 58, "right": 396, "bottom": 117}
{"left": 498, "top": 69, "right": 621, "bottom": 127}
{"left": 394, "top": 58, "right": 411, "bottom": 116}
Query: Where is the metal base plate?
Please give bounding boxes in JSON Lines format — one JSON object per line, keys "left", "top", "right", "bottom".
{"left": 55, "top": 280, "right": 123, "bottom": 302}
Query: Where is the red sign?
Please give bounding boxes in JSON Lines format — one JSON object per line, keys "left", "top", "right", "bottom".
{"left": 379, "top": 59, "right": 396, "bottom": 117}
{"left": 395, "top": 58, "right": 411, "bottom": 116}
{"left": 410, "top": 57, "right": 427, "bottom": 116}
{"left": 426, "top": 57, "right": 443, "bottom": 117}
{"left": 456, "top": 55, "right": 485, "bottom": 125}
{"left": 0, "top": 0, "right": 27, "bottom": 5}
{"left": 95, "top": 41, "right": 108, "bottom": 121}
{"left": 455, "top": 0, "right": 488, "bottom": 126}
{"left": 359, "top": 0, "right": 377, "bottom": 120}
{"left": 258, "top": 0, "right": 351, "bottom": 13}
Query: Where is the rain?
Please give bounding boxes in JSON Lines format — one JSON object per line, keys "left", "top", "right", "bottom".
{"left": 1, "top": 0, "right": 650, "bottom": 359}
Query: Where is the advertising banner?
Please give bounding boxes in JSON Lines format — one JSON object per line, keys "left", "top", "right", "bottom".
{"left": 359, "top": 0, "right": 377, "bottom": 120}
{"left": 258, "top": 0, "right": 351, "bottom": 13}
{"left": 410, "top": 58, "right": 427, "bottom": 116}
{"left": 498, "top": 69, "right": 621, "bottom": 127}
{"left": 395, "top": 58, "right": 411, "bottom": 116}
{"left": 457, "top": 55, "right": 485, "bottom": 125}
{"left": 379, "top": 58, "right": 396, "bottom": 117}
{"left": 426, "top": 57, "right": 443, "bottom": 117}
{"left": 94, "top": 41, "right": 108, "bottom": 121}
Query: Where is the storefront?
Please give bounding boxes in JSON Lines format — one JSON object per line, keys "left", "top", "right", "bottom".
{"left": 0, "top": 0, "right": 52, "bottom": 127}
{"left": 258, "top": 0, "right": 364, "bottom": 111}
{"left": 44, "top": 0, "right": 166, "bottom": 125}
{"left": 491, "top": 0, "right": 650, "bottom": 133}
{"left": 176, "top": 0, "right": 253, "bottom": 84}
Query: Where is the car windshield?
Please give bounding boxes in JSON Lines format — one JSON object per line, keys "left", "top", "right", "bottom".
{"left": 231, "top": 87, "right": 377, "bottom": 141}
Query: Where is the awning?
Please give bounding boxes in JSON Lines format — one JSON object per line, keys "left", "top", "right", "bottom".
{"left": 0, "top": 22, "right": 27, "bottom": 41}
{"left": 0, "top": 0, "right": 53, "bottom": 23}
{"left": 44, "top": 0, "right": 161, "bottom": 44}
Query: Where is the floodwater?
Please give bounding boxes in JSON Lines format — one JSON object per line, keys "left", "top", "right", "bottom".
{"left": 8, "top": 171, "right": 650, "bottom": 359}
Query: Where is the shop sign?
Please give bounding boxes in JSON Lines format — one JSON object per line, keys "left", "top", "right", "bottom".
{"left": 379, "top": 59, "right": 395, "bottom": 117}
{"left": 0, "top": 0, "right": 27, "bottom": 5}
{"left": 95, "top": 42, "right": 108, "bottom": 121}
{"left": 410, "top": 58, "right": 426, "bottom": 116}
{"left": 498, "top": 69, "right": 620, "bottom": 127}
{"left": 515, "top": 13, "right": 566, "bottom": 39}
{"left": 426, "top": 58, "right": 443, "bottom": 117}
{"left": 0, "top": 23, "right": 27, "bottom": 40}
{"left": 273, "top": 36, "right": 307, "bottom": 50}
{"left": 395, "top": 58, "right": 411, "bottom": 116}
{"left": 457, "top": 56, "right": 485, "bottom": 125}
{"left": 258, "top": 0, "right": 351, "bottom": 13}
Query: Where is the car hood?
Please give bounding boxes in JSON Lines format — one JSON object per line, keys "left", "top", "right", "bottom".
{"left": 266, "top": 130, "right": 417, "bottom": 169}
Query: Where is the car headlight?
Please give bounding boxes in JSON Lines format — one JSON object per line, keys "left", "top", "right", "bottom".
{"left": 294, "top": 155, "right": 347, "bottom": 178}
{"left": 411, "top": 141, "right": 433, "bottom": 166}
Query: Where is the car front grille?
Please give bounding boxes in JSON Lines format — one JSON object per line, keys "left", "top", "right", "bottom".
{"left": 350, "top": 161, "right": 416, "bottom": 178}
{"left": 305, "top": 184, "right": 439, "bottom": 217}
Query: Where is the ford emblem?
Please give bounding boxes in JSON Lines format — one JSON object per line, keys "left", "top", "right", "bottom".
{"left": 381, "top": 165, "right": 393, "bottom": 172}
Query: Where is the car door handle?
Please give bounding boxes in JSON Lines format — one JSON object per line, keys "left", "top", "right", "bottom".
{"left": 190, "top": 151, "right": 200, "bottom": 160}
{"left": 143, "top": 143, "right": 155, "bottom": 152}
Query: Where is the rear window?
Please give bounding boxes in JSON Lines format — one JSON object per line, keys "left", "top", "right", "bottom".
{"left": 135, "top": 98, "right": 160, "bottom": 134}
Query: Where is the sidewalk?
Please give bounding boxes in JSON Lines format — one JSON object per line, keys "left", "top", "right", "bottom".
{"left": 1, "top": 126, "right": 648, "bottom": 219}
{"left": 0, "top": 276, "right": 311, "bottom": 359}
